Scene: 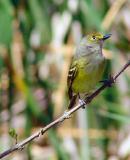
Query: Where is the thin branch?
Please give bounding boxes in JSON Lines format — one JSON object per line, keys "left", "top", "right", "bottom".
{"left": 0, "top": 60, "right": 130, "bottom": 159}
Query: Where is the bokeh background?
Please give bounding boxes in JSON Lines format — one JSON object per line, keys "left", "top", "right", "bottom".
{"left": 0, "top": 0, "right": 130, "bottom": 159}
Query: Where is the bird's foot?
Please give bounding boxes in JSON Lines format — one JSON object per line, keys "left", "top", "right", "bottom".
{"left": 79, "top": 99, "right": 86, "bottom": 109}
{"left": 63, "top": 110, "right": 72, "bottom": 119}
{"left": 100, "top": 75, "right": 114, "bottom": 87}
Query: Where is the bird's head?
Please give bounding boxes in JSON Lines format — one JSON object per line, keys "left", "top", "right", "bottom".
{"left": 85, "top": 32, "right": 111, "bottom": 55}
{"left": 87, "top": 32, "right": 111, "bottom": 45}
{"left": 75, "top": 32, "right": 111, "bottom": 58}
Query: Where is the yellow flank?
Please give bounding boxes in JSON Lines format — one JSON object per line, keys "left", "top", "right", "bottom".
{"left": 72, "top": 57, "right": 105, "bottom": 93}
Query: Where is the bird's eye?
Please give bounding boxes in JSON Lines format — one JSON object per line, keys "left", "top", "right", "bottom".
{"left": 92, "top": 36, "right": 96, "bottom": 40}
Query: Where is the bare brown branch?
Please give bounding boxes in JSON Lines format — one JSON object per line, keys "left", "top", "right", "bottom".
{"left": 0, "top": 60, "right": 130, "bottom": 159}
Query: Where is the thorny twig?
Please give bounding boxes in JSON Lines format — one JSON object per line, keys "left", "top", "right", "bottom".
{"left": 0, "top": 60, "right": 130, "bottom": 159}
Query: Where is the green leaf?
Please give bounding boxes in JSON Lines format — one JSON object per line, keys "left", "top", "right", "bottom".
{"left": 0, "top": 0, "right": 13, "bottom": 46}
{"left": 9, "top": 128, "right": 18, "bottom": 144}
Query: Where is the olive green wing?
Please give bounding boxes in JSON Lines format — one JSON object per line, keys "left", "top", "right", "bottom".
{"left": 67, "top": 61, "right": 78, "bottom": 100}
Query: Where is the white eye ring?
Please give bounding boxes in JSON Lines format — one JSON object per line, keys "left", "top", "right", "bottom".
{"left": 92, "top": 36, "right": 96, "bottom": 40}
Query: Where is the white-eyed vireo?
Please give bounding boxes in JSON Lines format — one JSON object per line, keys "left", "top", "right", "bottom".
{"left": 67, "top": 32, "right": 111, "bottom": 109}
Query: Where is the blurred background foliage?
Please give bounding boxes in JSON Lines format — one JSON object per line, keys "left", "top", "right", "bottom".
{"left": 0, "top": 0, "right": 130, "bottom": 160}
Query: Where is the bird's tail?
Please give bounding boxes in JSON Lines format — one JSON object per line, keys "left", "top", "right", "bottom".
{"left": 68, "top": 94, "right": 77, "bottom": 110}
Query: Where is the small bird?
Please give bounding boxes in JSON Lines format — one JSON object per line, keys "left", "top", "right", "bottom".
{"left": 67, "top": 32, "right": 111, "bottom": 109}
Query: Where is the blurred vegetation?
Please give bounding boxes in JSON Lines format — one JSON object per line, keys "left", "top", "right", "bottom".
{"left": 0, "top": 0, "right": 130, "bottom": 160}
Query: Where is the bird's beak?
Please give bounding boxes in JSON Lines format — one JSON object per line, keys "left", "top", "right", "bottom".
{"left": 102, "top": 34, "right": 112, "bottom": 40}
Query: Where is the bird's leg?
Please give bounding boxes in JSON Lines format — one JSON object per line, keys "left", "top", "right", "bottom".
{"left": 78, "top": 93, "right": 86, "bottom": 109}
{"left": 100, "top": 75, "right": 114, "bottom": 87}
